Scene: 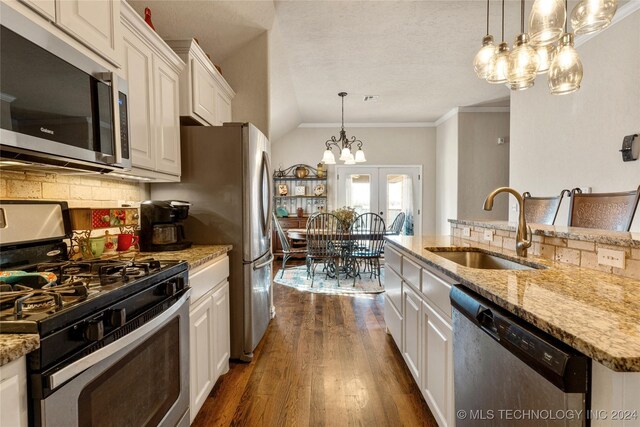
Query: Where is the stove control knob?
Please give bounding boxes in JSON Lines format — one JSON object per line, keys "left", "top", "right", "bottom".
{"left": 107, "top": 308, "right": 127, "bottom": 327}
{"left": 164, "top": 281, "right": 177, "bottom": 297}
{"left": 84, "top": 320, "right": 104, "bottom": 342}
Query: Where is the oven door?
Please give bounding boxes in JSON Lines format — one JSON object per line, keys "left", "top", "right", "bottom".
{"left": 34, "top": 292, "right": 190, "bottom": 427}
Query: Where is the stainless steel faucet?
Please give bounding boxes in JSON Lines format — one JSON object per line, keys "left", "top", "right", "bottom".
{"left": 483, "top": 187, "right": 532, "bottom": 257}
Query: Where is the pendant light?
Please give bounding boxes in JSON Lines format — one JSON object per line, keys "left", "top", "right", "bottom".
{"left": 487, "top": 0, "right": 510, "bottom": 84}
{"left": 528, "top": 0, "right": 566, "bottom": 46}
{"left": 473, "top": 0, "right": 496, "bottom": 79}
{"left": 321, "top": 92, "right": 367, "bottom": 165}
{"left": 535, "top": 44, "right": 556, "bottom": 74}
{"left": 507, "top": 0, "right": 540, "bottom": 90}
{"left": 549, "top": 0, "right": 583, "bottom": 95}
{"left": 571, "top": 0, "right": 618, "bottom": 35}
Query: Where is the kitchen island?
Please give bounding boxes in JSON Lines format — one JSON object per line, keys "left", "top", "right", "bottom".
{"left": 384, "top": 233, "right": 640, "bottom": 427}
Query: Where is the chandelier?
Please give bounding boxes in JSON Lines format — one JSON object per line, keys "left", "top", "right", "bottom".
{"left": 473, "top": 0, "right": 617, "bottom": 95}
{"left": 321, "top": 92, "right": 366, "bottom": 165}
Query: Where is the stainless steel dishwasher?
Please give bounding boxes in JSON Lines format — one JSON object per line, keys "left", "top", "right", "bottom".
{"left": 450, "top": 285, "right": 590, "bottom": 427}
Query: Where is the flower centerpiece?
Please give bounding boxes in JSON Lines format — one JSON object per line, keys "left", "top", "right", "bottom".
{"left": 333, "top": 206, "right": 356, "bottom": 230}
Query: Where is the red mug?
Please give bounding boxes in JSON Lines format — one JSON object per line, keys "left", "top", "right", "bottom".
{"left": 117, "top": 234, "right": 139, "bottom": 251}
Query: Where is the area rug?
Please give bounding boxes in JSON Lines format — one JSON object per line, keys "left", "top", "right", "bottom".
{"left": 274, "top": 265, "right": 385, "bottom": 295}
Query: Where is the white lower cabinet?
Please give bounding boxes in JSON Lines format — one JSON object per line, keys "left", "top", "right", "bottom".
{"left": 422, "top": 301, "right": 454, "bottom": 427}
{"left": 188, "top": 255, "right": 230, "bottom": 423}
{"left": 384, "top": 245, "right": 455, "bottom": 427}
{"left": 0, "top": 356, "right": 28, "bottom": 427}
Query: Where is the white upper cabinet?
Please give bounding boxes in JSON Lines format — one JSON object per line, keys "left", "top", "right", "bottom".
{"left": 153, "top": 57, "right": 181, "bottom": 175}
{"left": 20, "top": 0, "right": 55, "bottom": 21}
{"left": 56, "top": 0, "right": 119, "bottom": 65}
{"left": 167, "top": 39, "right": 235, "bottom": 126}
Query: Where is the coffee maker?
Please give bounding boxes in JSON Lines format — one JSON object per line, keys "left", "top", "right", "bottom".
{"left": 139, "top": 200, "right": 193, "bottom": 252}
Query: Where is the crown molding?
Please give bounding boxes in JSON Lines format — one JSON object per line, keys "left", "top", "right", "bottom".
{"left": 298, "top": 122, "right": 436, "bottom": 128}
{"left": 575, "top": 2, "right": 640, "bottom": 48}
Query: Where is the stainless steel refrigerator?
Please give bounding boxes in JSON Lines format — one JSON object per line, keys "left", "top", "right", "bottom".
{"left": 151, "top": 122, "right": 273, "bottom": 361}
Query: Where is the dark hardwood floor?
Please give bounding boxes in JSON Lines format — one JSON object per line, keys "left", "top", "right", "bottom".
{"left": 192, "top": 267, "right": 437, "bottom": 427}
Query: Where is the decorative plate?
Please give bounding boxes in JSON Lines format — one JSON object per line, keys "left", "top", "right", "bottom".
{"left": 314, "top": 184, "right": 325, "bottom": 196}
{"left": 278, "top": 184, "right": 288, "bottom": 196}
{"left": 295, "top": 186, "right": 306, "bottom": 196}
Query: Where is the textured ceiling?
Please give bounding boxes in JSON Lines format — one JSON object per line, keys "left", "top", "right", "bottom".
{"left": 126, "top": 0, "right": 633, "bottom": 138}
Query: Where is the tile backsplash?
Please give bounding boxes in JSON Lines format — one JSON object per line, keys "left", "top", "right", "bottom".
{"left": 0, "top": 170, "right": 148, "bottom": 207}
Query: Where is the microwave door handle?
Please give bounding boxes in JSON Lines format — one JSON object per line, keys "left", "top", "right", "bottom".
{"left": 95, "top": 72, "right": 122, "bottom": 165}
{"left": 46, "top": 291, "right": 190, "bottom": 391}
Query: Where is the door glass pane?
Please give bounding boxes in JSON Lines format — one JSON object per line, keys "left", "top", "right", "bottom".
{"left": 386, "top": 174, "right": 414, "bottom": 235}
{"left": 346, "top": 174, "right": 371, "bottom": 214}
{"left": 78, "top": 318, "right": 181, "bottom": 427}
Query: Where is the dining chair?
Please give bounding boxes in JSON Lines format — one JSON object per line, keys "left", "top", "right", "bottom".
{"left": 272, "top": 213, "right": 307, "bottom": 279}
{"left": 568, "top": 186, "right": 640, "bottom": 231}
{"left": 387, "top": 212, "right": 406, "bottom": 235}
{"left": 348, "top": 213, "right": 386, "bottom": 287}
{"left": 306, "top": 213, "right": 344, "bottom": 287}
{"left": 522, "top": 190, "right": 570, "bottom": 225}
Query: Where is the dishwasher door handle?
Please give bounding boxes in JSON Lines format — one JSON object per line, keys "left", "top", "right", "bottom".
{"left": 477, "top": 307, "right": 500, "bottom": 341}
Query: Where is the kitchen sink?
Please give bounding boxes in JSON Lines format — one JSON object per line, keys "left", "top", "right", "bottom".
{"left": 428, "top": 248, "right": 545, "bottom": 270}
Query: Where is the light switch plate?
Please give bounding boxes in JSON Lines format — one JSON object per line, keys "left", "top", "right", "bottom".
{"left": 483, "top": 229, "right": 494, "bottom": 241}
{"left": 462, "top": 227, "right": 471, "bottom": 238}
{"left": 597, "top": 248, "right": 625, "bottom": 269}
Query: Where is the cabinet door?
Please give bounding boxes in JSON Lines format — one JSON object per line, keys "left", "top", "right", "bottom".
{"left": 122, "top": 27, "right": 155, "bottom": 170}
{"left": 212, "top": 281, "right": 230, "bottom": 379}
{"left": 215, "top": 91, "right": 232, "bottom": 125}
{"left": 0, "top": 357, "right": 28, "bottom": 427}
{"left": 191, "top": 59, "right": 217, "bottom": 125}
{"left": 422, "top": 301, "right": 454, "bottom": 427}
{"left": 154, "top": 58, "right": 182, "bottom": 175}
{"left": 189, "top": 296, "right": 215, "bottom": 423}
{"left": 402, "top": 285, "right": 421, "bottom": 385}
{"left": 20, "top": 0, "right": 55, "bottom": 20}
{"left": 57, "top": 0, "right": 118, "bottom": 63}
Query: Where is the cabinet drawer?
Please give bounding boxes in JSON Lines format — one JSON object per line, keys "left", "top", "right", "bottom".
{"left": 403, "top": 256, "right": 422, "bottom": 290}
{"left": 384, "top": 265, "right": 402, "bottom": 313}
{"left": 278, "top": 218, "right": 300, "bottom": 228}
{"left": 384, "top": 294, "right": 402, "bottom": 350}
{"left": 189, "top": 255, "right": 229, "bottom": 304}
{"left": 385, "top": 246, "right": 402, "bottom": 274}
{"left": 421, "top": 268, "right": 453, "bottom": 319}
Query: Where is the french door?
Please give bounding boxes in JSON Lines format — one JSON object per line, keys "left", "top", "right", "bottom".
{"left": 336, "top": 166, "right": 421, "bottom": 236}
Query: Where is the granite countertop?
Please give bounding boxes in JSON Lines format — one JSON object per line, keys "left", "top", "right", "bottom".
{"left": 0, "top": 334, "right": 39, "bottom": 366}
{"left": 385, "top": 235, "right": 640, "bottom": 372}
{"left": 449, "top": 219, "right": 640, "bottom": 247}
{"left": 108, "top": 244, "right": 233, "bottom": 270}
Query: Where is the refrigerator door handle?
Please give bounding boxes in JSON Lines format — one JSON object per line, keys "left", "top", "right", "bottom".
{"left": 253, "top": 252, "right": 274, "bottom": 270}
{"left": 259, "top": 151, "right": 273, "bottom": 238}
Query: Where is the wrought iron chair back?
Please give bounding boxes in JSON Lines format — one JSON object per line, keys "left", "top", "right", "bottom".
{"left": 306, "top": 213, "right": 344, "bottom": 286}
{"left": 273, "top": 213, "right": 307, "bottom": 278}
{"left": 347, "top": 213, "right": 386, "bottom": 287}
{"left": 568, "top": 186, "right": 640, "bottom": 232}
{"left": 387, "top": 212, "right": 406, "bottom": 235}
{"left": 523, "top": 190, "right": 570, "bottom": 225}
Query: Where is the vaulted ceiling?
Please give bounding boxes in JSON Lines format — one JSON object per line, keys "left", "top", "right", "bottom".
{"left": 130, "top": 0, "right": 630, "bottom": 140}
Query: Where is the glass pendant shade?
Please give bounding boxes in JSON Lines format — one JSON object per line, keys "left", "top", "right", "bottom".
{"left": 507, "top": 34, "right": 539, "bottom": 89}
{"left": 339, "top": 147, "right": 351, "bottom": 161}
{"left": 344, "top": 153, "right": 356, "bottom": 165}
{"left": 354, "top": 149, "right": 367, "bottom": 163}
{"left": 549, "top": 33, "right": 583, "bottom": 95}
{"left": 487, "top": 43, "right": 510, "bottom": 84}
{"left": 473, "top": 35, "right": 496, "bottom": 79}
{"left": 536, "top": 44, "right": 556, "bottom": 74}
{"left": 571, "top": 0, "right": 617, "bottom": 35}
{"left": 529, "top": 0, "right": 566, "bottom": 46}
{"left": 322, "top": 149, "right": 336, "bottom": 165}
{"left": 507, "top": 80, "right": 535, "bottom": 91}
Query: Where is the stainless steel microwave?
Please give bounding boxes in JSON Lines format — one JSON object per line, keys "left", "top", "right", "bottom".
{"left": 0, "top": 5, "right": 130, "bottom": 173}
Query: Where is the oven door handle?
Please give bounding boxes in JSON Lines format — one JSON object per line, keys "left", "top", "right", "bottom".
{"left": 47, "top": 290, "right": 190, "bottom": 391}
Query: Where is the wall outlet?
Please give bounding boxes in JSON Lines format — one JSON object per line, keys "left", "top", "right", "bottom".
{"left": 462, "top": 227, "right": 471, "bottom": 238}
{"left": 597, "top": 248, "right": 625, "bottom": 269}
{"left": 483, "top": 229, "right": 495, "bottom": 241}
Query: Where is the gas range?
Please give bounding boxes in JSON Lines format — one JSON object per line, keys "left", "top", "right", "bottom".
{"left": 0, "top": 258, "right": 186, "bottom": 335}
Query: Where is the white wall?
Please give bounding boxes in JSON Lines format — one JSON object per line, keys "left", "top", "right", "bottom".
{"left": 509, "top": 10, "right": 640, "bottom": 229}
{"left": 221, "top": 32, "right": 270, "bottom": 138}
{"left": 458, "top": 112, "right": 510, "bottom": 221}
{"left": 435, "top": 114, "right": 458, "bottom": 234}
{"left": 272, "top": 126, "right": 437, "bottom": 234}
